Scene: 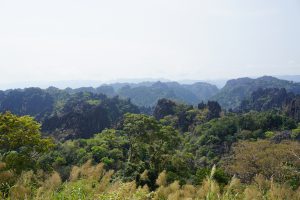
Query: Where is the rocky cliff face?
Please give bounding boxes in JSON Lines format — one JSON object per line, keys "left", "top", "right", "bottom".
{"left": 285, "top": 96, "right": 300, "bottom": 122}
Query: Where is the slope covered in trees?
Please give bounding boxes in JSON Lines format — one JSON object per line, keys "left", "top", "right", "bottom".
{"left": 0, "top": 88, "right": 140, "bottom": 140}
{"left": 212, "top": 76, "right": 300, "bottom": 109}
{"left": 1, "top": 77, "right": 300, "bottom": 199}
{"left": 1, "top": 101, "right": 300, "bottom": 199}
{"left": 42, "top": 93, "right": 139, "bottom": 140}
{"left": 239, "top": 88, "right": 294, "bottom": 112}
{"left": 236, "top": 88, "right": 300, "bottom": 123}
{"left": 0, "top": 88, "right": 54, "bottom": 120}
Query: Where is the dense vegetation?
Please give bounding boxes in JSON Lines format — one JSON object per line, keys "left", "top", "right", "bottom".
{"left": 0, "top": 88, "right": 139, "bottom": 140}
{"left": 62, "top": 81, "right": 219, "bottom": 107}
{"left": 213, "top": 76, "right": 300, "bottom": 109}
{"left": 238, "top": 88, "right": 294, "bottom": 112}
{"left": 1, "top": 76, "right": 300, "bottom": 199}
{"left": 42, "top": 93, "right": 139, "bottom": 140}
{"left": 117, "top": 81, "right": 219, "bottom": 107}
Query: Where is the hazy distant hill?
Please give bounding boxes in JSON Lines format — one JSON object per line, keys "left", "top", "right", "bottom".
{"left": 212, "top": 76, "right": 300, "bottom": 109}
{"left": 115, "top": 81, "right": 218, "bottom": 107}
{"left": 182, "top": 82, "right": 220, "bottom": 100}
{"left": 61, "top": 81, "right": 219, "bottom": 107}
{"left": 2, "top": 76, "right": 300, "bottom": 115}
{"left": 2, "top": 75, "right": 299, "bottom": 90}
{"left": 276, "top": 75, "right": 300, "bottom": 83}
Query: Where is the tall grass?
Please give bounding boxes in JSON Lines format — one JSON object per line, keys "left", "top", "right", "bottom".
{"left": 3, "top": 161, "right": 300, "bottom": 200}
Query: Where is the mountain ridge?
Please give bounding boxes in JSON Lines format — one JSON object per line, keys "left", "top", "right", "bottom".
{"left": 212, "top": 76, "right": 300, "bottom": 109}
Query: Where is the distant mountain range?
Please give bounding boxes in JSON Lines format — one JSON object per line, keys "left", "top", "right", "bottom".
{"left": 1, "top": 75, "right": 300, "bottom": 90}
{"left": 63, "top": 81, "right": 219, "bottom": 107}
{"left": 59, "top": 75, "right": 300, "bottom": 108}
{"left": 1, "top": 75, "right": 300, "bottom": 110}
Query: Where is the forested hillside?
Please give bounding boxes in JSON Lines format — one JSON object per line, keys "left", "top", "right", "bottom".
{"left": 212, "top": 76, "right": 300, "bottom": 109}
{"left": 0, "top": 88, "right": 139, "bottom": 140}
{"left": 64, "top": 81, "right": 219, "bottom": 107}
{"left": 42, "top": 93, "right": 140, "bottom": 140}
{"left": 0, "top": 88, "right": 54, "bottom": 120}
{"left": 0, "top": 76, "right": 300, "bottom": 199}
{"left": 231, "top": 87, "right": 300, "bottom": 123}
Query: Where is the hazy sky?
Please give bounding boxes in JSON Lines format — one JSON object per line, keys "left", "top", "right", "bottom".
{"left": 0, "top": 0, "right": 299, "bottom": 85}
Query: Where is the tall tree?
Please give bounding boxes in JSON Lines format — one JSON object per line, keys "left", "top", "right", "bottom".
{"left": 0, "top": 112, "right": 54, "bottom": 173}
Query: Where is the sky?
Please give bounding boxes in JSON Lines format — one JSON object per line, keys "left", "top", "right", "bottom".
{"left": 0, "top": 0, "right": 299, "bottom": 87}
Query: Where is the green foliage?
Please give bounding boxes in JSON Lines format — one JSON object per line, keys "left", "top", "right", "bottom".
{"left": 0, "top": 112, "right": 54, "bottom": 173}
{"left": 156, "top": 99, "right": 210, "bottom": 132}
{"left": 0, "top": 88, "right": 140, "bottom": 141}
{"left": 42, "top": 93, "right": 140, "bottom": 140}
{"left": 291, "top": 128, "right": 300, "bottom": 140}
{"left": 0, "top": 88, "right": 54, "bottom": 121}
{"left": 41, "top": 129, "right": 128, "bottom": 179}
{"left": 194, "top": 167, "right": 229, "bottom": 187}
{"left": 86, "top": 99, "right": 101, "bottom": 105}
{"left": 264, "top": 131, "right": 275, "bottom": 138}
{"left": 122, "top": 113, "right": 182, "bottom": 184}
{"left": 1, "top": 81, "right": 300, "bottom": 199}
{"left": 239, "top": 88, "right": 292, "bottom": 113}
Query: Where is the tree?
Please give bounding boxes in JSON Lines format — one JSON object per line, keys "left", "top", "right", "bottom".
{"left": 122, "top": 113, "right": 181, "bottom": 182}
{"left": 123, "top": 113, "right": 161, "bottom": 163}
{"left": 0, "top": 112, "right": 54, "bottom": 173}
{"left": 207, "top": 101, "right": 221, "bottom": 120}
{"left": 153, "top": 99, "right": 176, "bottom": 120}
{"left": 198, "top": 101, "right": 206, "bottom": 110}
{"left": 223, "top": 140, "right": 300, "bottom": 187}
